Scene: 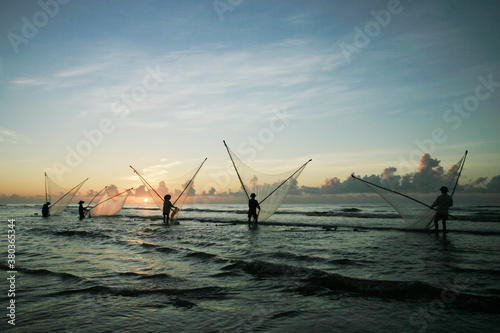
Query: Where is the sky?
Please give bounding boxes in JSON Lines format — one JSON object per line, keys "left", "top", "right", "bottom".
{"left": 1, "top": 0, "right": 499, "bottom": 203}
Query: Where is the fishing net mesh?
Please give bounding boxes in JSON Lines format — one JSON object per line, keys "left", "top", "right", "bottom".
{"left": 358, "top": 154, "right": 465, "bottom": 229}
{"left": 133, "top": 160, "right": 205, "bottom": 219}
{"left": 225, "top": 143, "right": 309, "bottom": 222}
{"left": 89, "top": 189, "right": 131, "bottom": 216}
{"left": 45, "top": 174, "right": 87, "bottom": 216}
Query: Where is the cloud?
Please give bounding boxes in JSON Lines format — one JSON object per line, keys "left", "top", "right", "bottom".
{"left": 53, "top": 64, "right": 102, "bottom": 78}
{"left": 140, "top": 162, "right": 183, "bottom": 178}
{"left": 107, "top": 184, "right": 119, "bottom": 196}
{"left": 205, "top": 187, "right": 217, "bottom": 196}
{"left": 9, "top": 39, "right": 346, "bottom": 131}
{"left": 486, "top": 176, "right": 500, "bottom": 193}
{"left": 133, "top": 185, "right": 148, "bottom": 197}
{"left": 321, "top": 177, "right": 342, "bottom": 194}
{"left": 0, "top": 128, "right": 30, "bottom": 144}
{"left": 291, "top": 153, "right": 499, "bottom": 196}
{"left": 156, "top": 181, "right": 168, "bottom": 197}
{"left": 412, "top": 153, "right": 444, "bottom": 188}
{"left": 10, "top": 78, "right": 49, "bottom": 86}
{"left": 86, "top": 189, "right": 99, "bottom": 198}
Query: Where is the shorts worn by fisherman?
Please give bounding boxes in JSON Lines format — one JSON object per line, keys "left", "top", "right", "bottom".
{"left": 431, "top": 186, "right": 453, "bottom": 233}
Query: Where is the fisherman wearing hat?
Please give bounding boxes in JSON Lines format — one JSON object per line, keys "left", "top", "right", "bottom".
{"left": 78, "top": 200, "right": 86, "bottom": 220}
{"left": 248, "top": 193, "right": 261, "bottom": 228}
{"left": 431, "top": 186, "right": 453, "bottom": 233}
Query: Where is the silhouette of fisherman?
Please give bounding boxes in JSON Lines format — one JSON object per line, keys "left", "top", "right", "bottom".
{"left": 248, "top": 193, "right": 261, "bottom": 228}
{"left": 78, "top": 200, "right": 86, "bottom": 220}
{"left": 42, "top": 202, "right": 50, "bottom": 217}
{"left": 163, "top": 194, "right": 178, "bottom": 224}
{"left": 431, "top": 186, "right": 453, "bottom": 233}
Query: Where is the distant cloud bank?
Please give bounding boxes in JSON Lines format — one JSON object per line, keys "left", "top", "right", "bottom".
{"left": 3, "top": 154, "right": 499, "bottom": 206}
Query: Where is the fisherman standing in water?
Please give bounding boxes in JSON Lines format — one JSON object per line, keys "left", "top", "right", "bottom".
{"left": 248, "top": 193, "right": 261, "bottom": 228}
{"left": 163, "top": 194, "right": 178, "bottom": 224}
{"left": 78, "top": 200, "right": 86, "bottom": 220}
{"left": 42, "top": 202, "right": 50, "bottom": 217}
{"left": 431, "top": 186, "right": 453, "bottom": 233}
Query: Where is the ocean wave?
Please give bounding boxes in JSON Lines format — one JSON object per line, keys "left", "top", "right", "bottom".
{"left": 306, "top": 272, "right": 500, "bottom": 313}
{"left": 183, "top": 207, "right": 247, "bottom": 214}
{"left": 127, "top": 240, "right": 179, "bottom": 254}
{"left": 233, "top": 260, "right": 314, "bottom": 277}
{"left": 270, "top": 251, "right": 328, "bottom": 263}
{"left": 53, "top": 230, "right": 111, "bottom": 239}
{"left": 447, "top": 266, "right": 500, "bottom": 276}
{"left": 122, "top": 206, "right": 159, "bottom": 211}
{"left": 139, "top": 241, "right": 160, "bottom": 249}
{"left": 219, "top": 259, "right": 500, "bottom": 313}
{"left": 1, "top": 265, "right": 83, "bottom": 282}
{"left": 174, "top": 218, "right": 500, "bottom": 235}
{"left": 117, "top": 271, "right": 182, "bottom": 281}
{"left": 129, "top": 239, "right": 227, "bottom": 261}
{"left": 116, "top": 205, "right": 500, "bottom": 223}
{"left": 185, "top": 250, "right": 219, "bottom": 260}
{"left": 50, "top": 285, "right": 226, "bottom": 300}
{"left": 270, "top": 310, "right": 302, "bottom": 320}
{"left": 327, "top": 258, "right": 372, "bottom": 266}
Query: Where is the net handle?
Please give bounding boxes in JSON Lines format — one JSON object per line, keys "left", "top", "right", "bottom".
{"left": 172, "top": 158, "right": 207, "bottom": 206}
{"left": 86, "top": 186, "right": 108, "bottom": 209}
{"left": 130, "top": 165, "right": 164, "bottom": 202}
{"left": 351, "top": 150, "right": 465, "bottom": 221}
{"left": 259, "top": 159, "right": 312, "bottom": 204}
{"left": 351, "top": 173, "right": 434, "bottom": 209}
{"left": 89, "top": 188, "right": 133, "bottom": 210}
{"left": 44, "top": 172, "right": 48, "bottom": 203}
{"left": 224, "top": 140, "right": 251, "bottom": 200}
{"left": 48, "top": 177, "right": 88, "bottom": 208}
{"left": 451, "top": 150, "right": 468, "bottom": 197}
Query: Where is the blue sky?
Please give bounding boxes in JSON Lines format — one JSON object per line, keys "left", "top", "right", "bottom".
{"left": 1, "top": 0, "right": 499, "bottom": 199}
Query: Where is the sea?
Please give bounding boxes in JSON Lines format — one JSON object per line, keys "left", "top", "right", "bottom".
{"left": 1, "top": 203, "right": 499, "bottom": 333}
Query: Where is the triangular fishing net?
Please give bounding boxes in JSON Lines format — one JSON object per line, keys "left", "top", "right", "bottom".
{"left": 89, "top": 188, "right": 131, "bottom": 217}
{"left": 353, "top": 152, "right": 466, "bottom": 229}
{"left": 45, "top": 173, "right": 88, "bottom": 216}
{"left": 131, "top": 159, "right": 206, "bottom": 219}
{"left": 224, "top": 141, "right": 311, "bottom": 222}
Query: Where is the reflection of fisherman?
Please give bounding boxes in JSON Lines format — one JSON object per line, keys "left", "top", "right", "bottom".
{"left": 78, "top": 200, "right": 86, "bottom": 220}
{"left": 42, "top": 202, "right": 50, "bottom": 217}
{"left": 431, "top": 186, "right": 453, "bottom": 233}
{"left": 248, "top": 193, "right": 261, "bottom": 227}
{"left": 163, "top": 194, "right": 178, "bottom": 224}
